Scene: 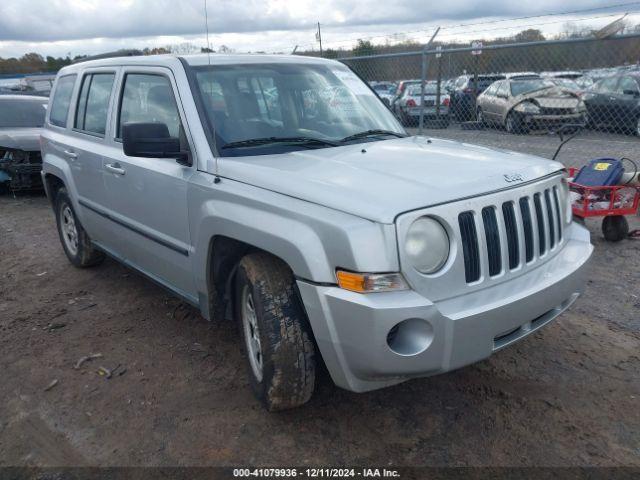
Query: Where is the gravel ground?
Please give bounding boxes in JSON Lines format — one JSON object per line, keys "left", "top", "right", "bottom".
{"left": 1, "top": 130, "right": 640, "bottom": 467}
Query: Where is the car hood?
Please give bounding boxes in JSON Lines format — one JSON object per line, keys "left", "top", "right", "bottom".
{"left": 0, "top": 128, "right": 42, "bottom": 151}
{"left": 219, "top": 136, "right": 564, "bottom": 223}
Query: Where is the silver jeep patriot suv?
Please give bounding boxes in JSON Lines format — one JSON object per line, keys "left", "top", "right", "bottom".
{"left": 41, "top": 54, "right": 593, "bottom": 410}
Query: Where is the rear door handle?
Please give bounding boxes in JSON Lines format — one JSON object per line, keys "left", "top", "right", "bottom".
{"left": 63, "top": 150, "right": 77, "bottom": 159}
{"left": 105, "top": 163, "right": 126, "bottom": 176}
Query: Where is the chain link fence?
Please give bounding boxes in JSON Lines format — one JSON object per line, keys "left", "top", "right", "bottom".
{"left": 341, "top": 34, "right": 640, "bottom": 166}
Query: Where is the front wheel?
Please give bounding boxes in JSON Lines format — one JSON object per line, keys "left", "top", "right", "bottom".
{"left": 505, "top": 112, "right": 529, "bottom": 134}
{"left": 54, "top": 188, "right": 105, "bottom": 268}
{"left": 235, "top": 252, "right": 316, "bottom": 411}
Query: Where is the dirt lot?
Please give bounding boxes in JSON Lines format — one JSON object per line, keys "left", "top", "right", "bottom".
{"left": 1, "top": 157, "right": 640, "bottom": 466}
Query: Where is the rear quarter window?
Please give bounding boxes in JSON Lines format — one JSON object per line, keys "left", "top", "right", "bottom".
{"left": 49, "top": 74, "right": 77, "bottom": 127}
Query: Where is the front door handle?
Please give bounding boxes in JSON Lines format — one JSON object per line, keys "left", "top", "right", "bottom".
{"left": 63, "top": 150, "right": 77, "bottom": 159}
{"left": 105, "top": 163, "right": 126, "bottom": 176}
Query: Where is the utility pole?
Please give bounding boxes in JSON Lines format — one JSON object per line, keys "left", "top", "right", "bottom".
{"left": 316, "top": 22, "right": 323, "bottom": 57}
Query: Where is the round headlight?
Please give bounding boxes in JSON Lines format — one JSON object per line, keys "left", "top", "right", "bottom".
{"left": 405, "top": 217, "right": 450, "bottom": 274}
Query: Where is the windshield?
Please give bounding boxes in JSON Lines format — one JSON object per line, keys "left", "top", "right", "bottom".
{"left": 0, "top": 98, "right": 47, "bottom": 128}
{"left": 510, "top": 79, "right": 554, "bottom": 96}
{"left": 190, "top": 63, "right": 404, "bottom": 156}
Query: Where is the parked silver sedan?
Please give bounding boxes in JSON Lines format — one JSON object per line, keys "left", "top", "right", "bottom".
{"left": 393, "top": 83, "right": 450, "bottom": 126}
{"left": 476, "top": 78, "right": 586, "bottom": 134}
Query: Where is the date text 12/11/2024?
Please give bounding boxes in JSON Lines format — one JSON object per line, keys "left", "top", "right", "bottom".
{"left": 233, "top": 468, "right": 401, "bottom": 478}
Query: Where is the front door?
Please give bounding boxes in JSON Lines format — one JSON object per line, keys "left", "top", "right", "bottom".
{"left": 102, "top": 67, "right": 197, "bottom": 302}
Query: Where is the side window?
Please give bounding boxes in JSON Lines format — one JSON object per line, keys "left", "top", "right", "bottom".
{"left": 49, "top": 75, "right": 77, "bottom": 127}
{"left": 118, "top": 74, "right": 181, "bottom": 138}
{"left": 484, "top": 83, "right": 498, "bottom": 96}
{"left": 618, "top": 77, "right": 640, "bottom": 95}
{"left": 600, "top": 77, "right": 619, "bottom": 93}
{"left": 497, "top": 82, "right": 509, "bottom": 98}
{"left": 74, "top": 73, "right": 115, "bottom": 135}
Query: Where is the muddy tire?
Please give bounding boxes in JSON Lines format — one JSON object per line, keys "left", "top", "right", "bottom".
{"left": 602, "top": 215, "right": 629, "bottom": 242}
{"left": 234, "top": 252, "right": 316, "bottom": 411}
{"left": 54, "top": 188, "right": 105, "bottom": 268}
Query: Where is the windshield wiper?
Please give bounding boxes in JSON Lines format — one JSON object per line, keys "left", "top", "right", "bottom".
{"left": 339, "top": 129, "right": 407, "bottom": 143}
{"left": 221, "top": 136, "right": 339, "bottom": 149}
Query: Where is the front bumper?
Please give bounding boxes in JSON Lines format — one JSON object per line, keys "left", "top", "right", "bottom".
{"left": 298, "top": 222, "right": 592, "bottom": 392}
{"left": 522, "top": 112, "right": 584, "bottom": 127}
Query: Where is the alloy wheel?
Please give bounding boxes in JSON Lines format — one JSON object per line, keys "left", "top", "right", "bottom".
{"left": 241, "top": 285, "right": 263, "bottom": 382}
{"left": 61, "top": 205, "right": 79, "bottom": 256}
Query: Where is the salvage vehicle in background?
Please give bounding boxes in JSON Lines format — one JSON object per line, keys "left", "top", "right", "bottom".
{"left": 582, "top": 73, "right": 640, "bottom": 136}
{"left": 0, "top": 95, "right": 48, "bottom": 193}
{"left": 449, "top": 73, "right": 506, "bottom": 121}
{"left": 42, "top": 54, "right": 592, "bottom": 411}
{"left": 476, "top": 78, "right": 586, "bottom": 134}
{"left": 390, "top": 79, "right": 421, "bottom": 110}
{"left": 393, "top": 83, "right": 449, "bottom": 126}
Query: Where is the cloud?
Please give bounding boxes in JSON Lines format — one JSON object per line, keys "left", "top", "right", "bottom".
{"left": 0, "top": 0, "right": 617, "bottom": 42}
{"left": 0, "top": 0, "right": 633, "bottom": 57}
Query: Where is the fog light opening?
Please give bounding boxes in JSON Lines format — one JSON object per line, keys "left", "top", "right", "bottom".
{"left": 386, "top": 318, "right": 434, "bottom": 356}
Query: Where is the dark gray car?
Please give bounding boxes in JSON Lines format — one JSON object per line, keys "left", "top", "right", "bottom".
{"left": 0, "top": 95, "right": 48, "bottom": 192}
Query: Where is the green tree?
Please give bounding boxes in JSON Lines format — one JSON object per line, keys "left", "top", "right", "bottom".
{"left": 514, "top": 29, "right": 546, "bottom": 43}
{"left": 353, "top": 39, "right": 375, "bottom": 57}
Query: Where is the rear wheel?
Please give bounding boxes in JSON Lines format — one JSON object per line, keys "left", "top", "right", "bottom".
{"left": 476, "top": 108, "right": 486, "bottom": 126}
{"left": 506, "top": 112, "right": 528, "bottom": 134}
{"left": 602, "top": 215, "right": 629, "bottom": 242}
{"left": 235, "top": 252, "right": 316, "bottom": 411}
{"left": 399, "top": 109, "right": 413, "bottom": 127}
{"left": 54, "top": 188, "right": 105, "bottom": 267}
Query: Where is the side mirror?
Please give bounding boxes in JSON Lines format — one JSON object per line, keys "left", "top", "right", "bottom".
{"left": 122, "top": 122, "right": 190, "bottom": 166}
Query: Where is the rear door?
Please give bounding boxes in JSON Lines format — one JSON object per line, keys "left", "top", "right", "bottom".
{"left": 493, "top": 81, "right": 511, "bottom": 122}
{"left": 101, "top": 67, "right": 197, "bottom": 301}
{"left": 61, "top": 68, "right": 118, "bottom": 245}
{"left": 480, "top": 82, "right": 499, "bottom": 120}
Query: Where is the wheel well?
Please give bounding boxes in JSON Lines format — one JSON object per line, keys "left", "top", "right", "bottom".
{"left": 206, "top": 236, "right": 293, "bottom": 322}
{"left": 44, "top": 174, "right": 65, "bottom": 205}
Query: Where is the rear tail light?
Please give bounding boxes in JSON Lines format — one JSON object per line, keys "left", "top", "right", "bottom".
{"left": 442, "top": 97, "right": 450, "bottom": 106}
{"left": 406, "top": 99, "right": 417, "bottom": 107}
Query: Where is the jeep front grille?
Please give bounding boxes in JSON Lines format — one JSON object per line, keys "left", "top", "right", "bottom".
{"left": 458, "top": 186, "right": 564, "bottom": 283}
{"left": 458, "top": 211, "right": 480, "bottom": 283}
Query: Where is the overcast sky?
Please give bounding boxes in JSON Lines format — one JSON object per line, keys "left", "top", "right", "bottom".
{"left": 0, "top": 0, "right": 638, "bottom": 58}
